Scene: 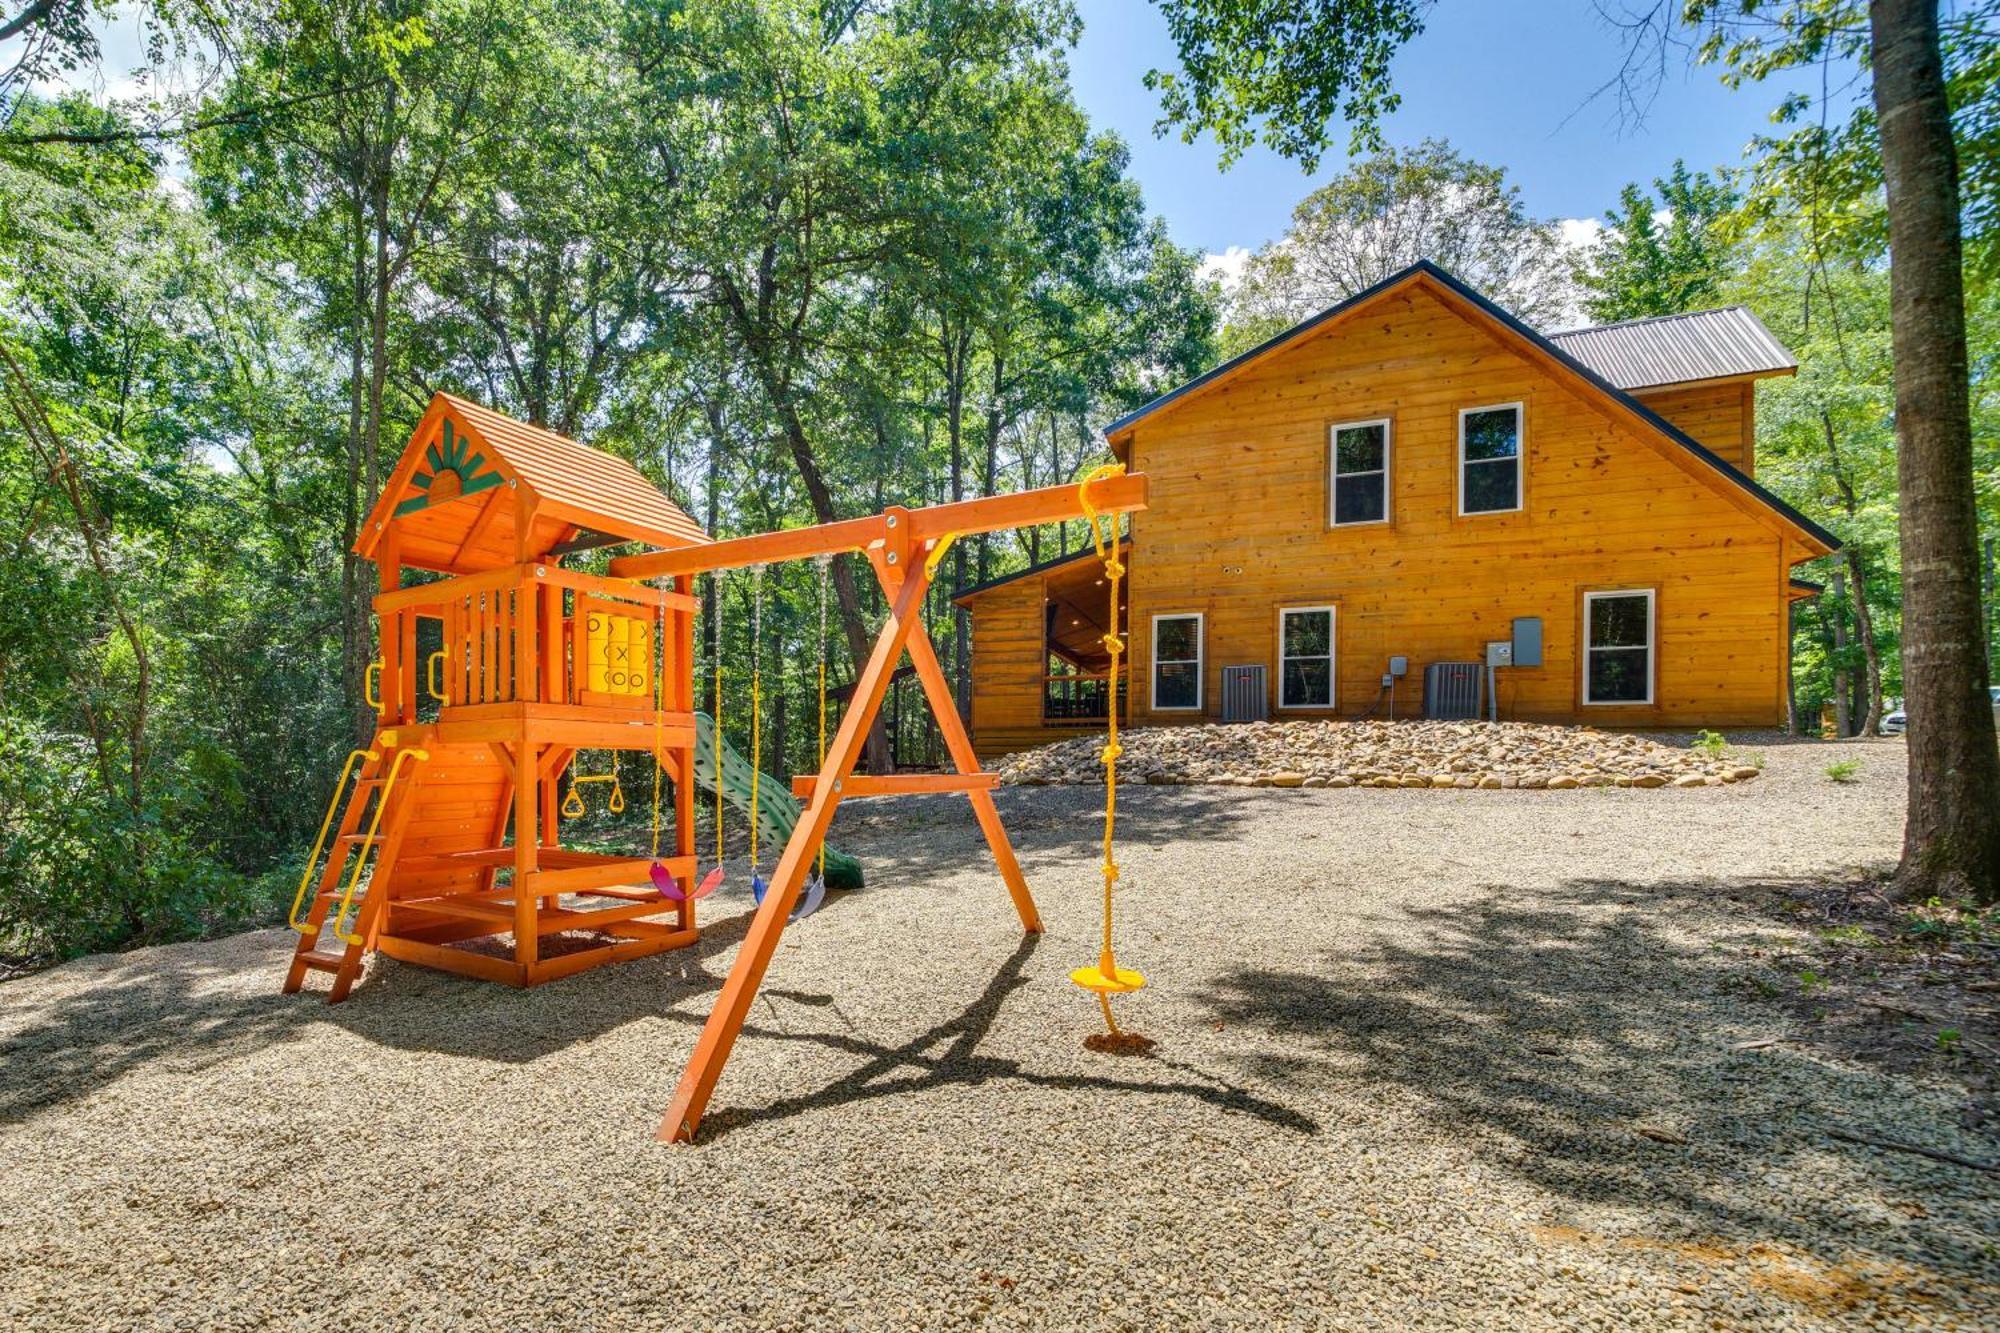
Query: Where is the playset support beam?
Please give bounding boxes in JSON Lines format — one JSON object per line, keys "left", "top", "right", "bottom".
{"left": 608, "top": 473, "right": 1148, "bottom": 582}
{"left": 659, "top": 542, "right": 943, "bottom": 1143}
{"left": 654, "top": 476, "right": 1147, "bottom": 1144}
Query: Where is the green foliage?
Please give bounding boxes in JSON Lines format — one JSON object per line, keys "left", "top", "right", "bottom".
{"left": 1223, "top": 139, "right": 1577, "bottom": 343}
{"left": 0, "top": 1, "right": 1217, "bottom": 965}
{"left": 1824, "top": 759, "right": 1862, "bottom": 783}
{"left": 1580, "top": 161, "right": 1739, "bottom": 323}
{"left": 1145, "top": 0, "right": 1428, "bottom": 171}
{"left": 1691, "top": 729, "right": 1728, "bottom": 759}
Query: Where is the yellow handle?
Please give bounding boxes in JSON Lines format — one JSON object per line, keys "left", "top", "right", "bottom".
{"left": 923, "top": 532, "right": 960, "bottom": 580}
{"left": 426, "top": 650, "right": 448, "bottom": 703}
{"left": 365, "top": 660, "right": 383, "bottom": 711}
{"left": 290, "top": 749, "right": 379, "bottom": 933}
{"left": 562, "top": 780, "right": 587, "bottom": 819}
{"left": 333, "top": 747, "right": 428, "bottom": 945}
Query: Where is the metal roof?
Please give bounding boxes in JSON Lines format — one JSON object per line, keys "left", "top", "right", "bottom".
{"left": 1545, "top": 306, "right": 1797, "bottom": 391}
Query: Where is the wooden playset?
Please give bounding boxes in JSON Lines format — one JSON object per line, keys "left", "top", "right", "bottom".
{"left": 285, "top": 393, "right": 1150, "bottom": 1142}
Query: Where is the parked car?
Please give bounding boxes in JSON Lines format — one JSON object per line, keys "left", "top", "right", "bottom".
{"left": 1878, "top": 687, "right": 2000, "bottom": 736}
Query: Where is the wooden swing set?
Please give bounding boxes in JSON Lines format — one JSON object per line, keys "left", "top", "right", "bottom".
{"left": 609, "top": 467, "right": 1148, "bottom": 1142}
{"left": 286, "top": 394, "right": 1149, "bottom": 1143}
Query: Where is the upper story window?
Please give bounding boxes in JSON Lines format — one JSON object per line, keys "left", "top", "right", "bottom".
{"left": 1151, "top": 613, "right": 1203, "bottom": 712}
{"left": 1458, "top": 403, "right": 1523, "bottom": 515}
{"left": 1583, "top": 589, "right": 1654, "bottom": 705}
{"left": 1328, "top": 419, "right": 1390, "bottom": 526}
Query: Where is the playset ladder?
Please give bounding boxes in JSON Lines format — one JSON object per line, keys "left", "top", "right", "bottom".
{"left": 284, "top": 741, "right": 426, "bottom": 1003}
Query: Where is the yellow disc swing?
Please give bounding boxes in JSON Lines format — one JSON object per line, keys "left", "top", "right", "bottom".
{"left": 1070, "top": 463, "right": 1152, "bottom": 1054}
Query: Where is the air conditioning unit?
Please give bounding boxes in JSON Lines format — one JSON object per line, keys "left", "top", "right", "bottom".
{"left": 1423, "top": 662, "right": 1482, "bottom": 721}
{"left": 1221, "top": 665, "right": 1267, "bottom": 723}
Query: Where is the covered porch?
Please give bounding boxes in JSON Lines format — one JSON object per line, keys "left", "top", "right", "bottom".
{"left": 955, "top": 542, "right": 1128, "bottom": 758}
{"left": 1038, "top": 542, "right": 1130, "bottom": 726}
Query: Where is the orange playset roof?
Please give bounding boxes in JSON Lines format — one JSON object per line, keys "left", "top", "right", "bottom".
{"left": 356, "top": 393, "right": 707, "bottom": 573}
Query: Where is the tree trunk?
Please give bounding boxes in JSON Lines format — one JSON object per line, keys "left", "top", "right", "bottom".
{"left": 343, "top": 189, "right": 372, "bottom": 744}
{"left": 1785, "top": 599, "right": 1801, "bottom": 735}
{"left": 1832, "top": 569, "right": 1851, "bottom": 737}
{"left": 701, "top": 399, "right": 724, "bottom": 670}
{"left": 943, "top": 326, "right": 971, "bottom": 720}
{"left": 1870, "top": 0, "right": 2000, "bottom": 903}
{"left": 1846, "top": 548, "right": 1886, "bottom": 736}
{"left": 1817, "top": 410, "right": 1883, "bottom": 736}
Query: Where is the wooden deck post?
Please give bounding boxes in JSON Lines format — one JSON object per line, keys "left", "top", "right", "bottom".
{"left": 514, "top": 741, "right": 539, "bottom": 972}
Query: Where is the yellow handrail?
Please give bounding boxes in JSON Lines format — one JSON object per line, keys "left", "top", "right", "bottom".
{"left": 290, "top": 749, "right": 379, "bottom": 933}
{"left": 426, "top": 649, "right": 448, "bottom": 703}
{"left": 331, "top": 747, "right": 429, "bottom": 945}
{"left": 365, "top": 660, "right": 384, "bottom": 711}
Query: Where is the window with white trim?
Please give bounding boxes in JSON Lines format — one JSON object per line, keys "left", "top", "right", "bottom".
{"left": 1328, "top": 419, "right": 1389, "bottom": 526}
{"left": 1279, "top": 607, "right": 1335, "bottom": 708}
{"left": 1583, "top": 589, "right": 1654, "bottom": 705}
{"left": 1151, "top": 613, "right": 1203, "bottom": 711}
{"left": 1458, "top": 403, "right": 1523, "bottom": 514}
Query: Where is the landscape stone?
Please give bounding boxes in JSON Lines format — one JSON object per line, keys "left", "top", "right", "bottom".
{"left": 994, "top": 720, "right": 1745, "bottom": 794}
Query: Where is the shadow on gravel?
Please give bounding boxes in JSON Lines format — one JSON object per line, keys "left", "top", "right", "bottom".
{"left": 1193, "top": 875, "right": 1993, "bottom": 1283}
{"left": 0, "top": 953, "right": 315, "bottom": 1125}
{"left": 833, "top": 783, "right": 1260, "bottom": 883}
{"left": 694, "top": 934, "right": 1319, "bottom": 1143}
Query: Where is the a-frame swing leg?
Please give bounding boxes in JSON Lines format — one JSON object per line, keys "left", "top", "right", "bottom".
{"left": 873, "top": 549, "right": 1042, "bottom": 933}
{"left": 659, "top": 552, "right": 934, "bottom": 1144}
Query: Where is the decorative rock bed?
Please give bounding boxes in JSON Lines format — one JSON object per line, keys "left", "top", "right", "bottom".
{"left": 993, "top": 719, "right": 1761, "bottom": 789}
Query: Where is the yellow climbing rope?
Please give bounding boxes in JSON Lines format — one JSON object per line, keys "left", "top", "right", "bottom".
{"left": 1068, "top": 464, "right": 1146, "bottom": 1043}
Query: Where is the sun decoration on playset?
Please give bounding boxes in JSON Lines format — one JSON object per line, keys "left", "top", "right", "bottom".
{"left": 394, "top": 417, "right": 505, "bottom": 516}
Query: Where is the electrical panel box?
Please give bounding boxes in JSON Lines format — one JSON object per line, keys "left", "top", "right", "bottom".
{"left": 1511, "top": 617, "right": 1544, "bottom": 668}
{"left": 1484, "top": 640, "right": 1513, "bottom": 667}
{"left": 1387, "top": 655, "right": 1409, "bottom": 677}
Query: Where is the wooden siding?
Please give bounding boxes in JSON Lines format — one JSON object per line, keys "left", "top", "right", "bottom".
{"left": 966, "top": 574, "right": 1060, "bottom": 758}
{"left": 965, "top": 283, "right": 1802, "bottom": 755}
{"left": 1632, "top": 379, "right": 1757, "bottom": 476}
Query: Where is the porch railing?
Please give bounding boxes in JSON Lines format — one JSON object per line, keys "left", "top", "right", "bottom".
{"left": 1042, "top": 673, "right": 1123, "bottom": 724}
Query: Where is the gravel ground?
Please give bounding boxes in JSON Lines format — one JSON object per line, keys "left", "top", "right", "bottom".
{"left": 3, "top": 734, "right": 1996, "bottom": 1330}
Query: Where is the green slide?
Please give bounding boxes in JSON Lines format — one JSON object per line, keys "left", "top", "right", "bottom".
{"left": 693, "top": 710, "right": 864, "bottom": 890}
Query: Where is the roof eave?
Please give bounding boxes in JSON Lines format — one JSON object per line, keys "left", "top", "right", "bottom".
{"left": 1100, "top": 259, "right": 1839, "bottom": 557}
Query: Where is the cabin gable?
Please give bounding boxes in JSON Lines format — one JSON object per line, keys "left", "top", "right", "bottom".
{"left": 1112, "top": 279, "right": 1794, "bottom": 729}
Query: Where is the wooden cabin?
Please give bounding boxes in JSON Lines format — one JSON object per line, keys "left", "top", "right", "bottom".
{"left": 956, "top": 261, "right": 1838, "bottom": 759}
{"left": 285, "top": 393, "right": 708, "bottom": 1001}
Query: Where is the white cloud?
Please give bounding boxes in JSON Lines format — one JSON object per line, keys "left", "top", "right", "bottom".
{"left": 1559, "top": 217, "right": 1604, "bottom": 252}
{"left": 1200, "top": 246, "right": 1252, "bottom": 288}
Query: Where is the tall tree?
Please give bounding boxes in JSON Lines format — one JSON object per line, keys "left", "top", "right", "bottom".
{"left": 1869, "top": 0, "right": 1998, "bottom": 899}
{"left": 1581, "top": 160, "right": 1739, "bottom": 322}
{"left": 1143, "top": 0, "right": 1429, "bottom": 171}
{"left": 1224, "top": 140, "right": 1577, "bottom": 350}
{"left": 198, "top": 0, "right": 525, "bottom": 736}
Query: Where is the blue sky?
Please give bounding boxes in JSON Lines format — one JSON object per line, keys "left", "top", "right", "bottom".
{"left": 31, "top": 1, "right": 1842, "bottom": 272}
{"left": 1068, "top": 1, "right": 1839, "bottom": 269}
